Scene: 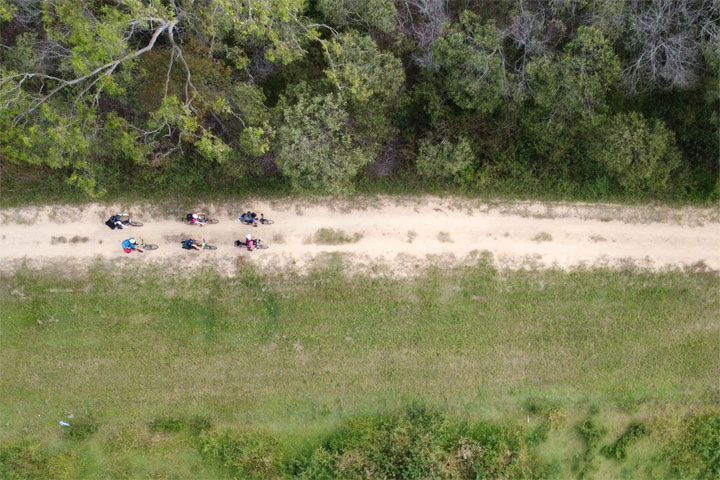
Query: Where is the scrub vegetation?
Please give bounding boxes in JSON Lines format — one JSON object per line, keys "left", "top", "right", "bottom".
{"left": 1, "top": 0, "right": 718, "bottom": 203}
{"left": 1, "top": 258, "right": 718, "bottom": 478}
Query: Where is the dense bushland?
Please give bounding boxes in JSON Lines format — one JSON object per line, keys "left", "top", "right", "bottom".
{"left": 1, "top": 0, "right": 718, "bottom": 202}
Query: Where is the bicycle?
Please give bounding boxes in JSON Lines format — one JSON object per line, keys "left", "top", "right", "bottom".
{"left": 139, "top": 242, "right": 158, "bottom": 251}
{"left": 238, "top": 212, "right": 274, "bottom": 226}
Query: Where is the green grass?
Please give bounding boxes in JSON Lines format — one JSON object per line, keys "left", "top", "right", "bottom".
{"left": 1, "top": 259, "right": 718, "bottom": 477}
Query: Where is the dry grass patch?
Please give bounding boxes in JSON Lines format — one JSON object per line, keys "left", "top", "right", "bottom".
{"left": 437, "top": 231, "right": 453, "bottom": 243}
{"left": 532, "top": 232, "right": 553, "bottom": 242}
{"left": 307, "top": 228, "right": 363, "bottom": 245}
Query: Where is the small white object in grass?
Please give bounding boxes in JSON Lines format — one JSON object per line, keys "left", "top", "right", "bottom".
{"left": 59, "top": 421, "right": 70, "bottom": 427}
{"left": 527, "top": 415, "right": 530, "bottom": 423}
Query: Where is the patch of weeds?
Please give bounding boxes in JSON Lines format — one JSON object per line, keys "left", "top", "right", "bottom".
{"left": 437, "top": 231, "right": 453, "bottom": 243}
{"left": 69, "top": 235, "right": 89, "bottom": 244}
{"left": 0, "top": 441, "right": 75, "bottom": 478}
{"left": 65, "top": 416, "right": 99, "bottom": 441}
{"left": 149, "top": 415, "right": 212, "bottom": 435}
{"left": 574, "top": 418, "right": 607, "bottom": 478}
{"left": 407, "top": 230, "right": 417, "bottom": 243}
{"left": 308, "top": 228, "right": 363, "bottom": 245}
{"left": 532, "top": 232, "right": 553, "bottom": 242}
{"left": 589, "top": 235, "right": 607, "bottom": 242}
{"left": 527, "top": 422, "right": 551, "bottom": 446}
{"left": 149, "top": 416, "right": 186, "bottom": 433}
{"left": 602, "top": 421, "right": 651, "bottom": 460}
{"left": 668, "top": 412, "right": 720, "bottom": 479}
{"left": 50, "top": 236, "right": 67, "bottom": 244}
{"left": 199, "top": 430, "right": 283, "bottom": 479}
{"left": 525, "top": 398, "right": 565, "bottom": 426}
{"left": 271, "top": 233, "right": 285, "bottom": 244}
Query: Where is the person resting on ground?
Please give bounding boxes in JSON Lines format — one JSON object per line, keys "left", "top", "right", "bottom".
{"left": 234, "top": 234, "right": 258, "bottom": 250}
{"left": 186, "top": 212, "right": 207, "bottom": 225}
{"left": 122, "top": 237, "right": 144, "bottom": 253}
{"left": 182, "top": 238, "right": 203, "bottom": 251}
{"left": 239, "top": 211, "right": 263, "bottom": 226}
{"left": 112, "top": 213, "right": 130, "bottom": 229}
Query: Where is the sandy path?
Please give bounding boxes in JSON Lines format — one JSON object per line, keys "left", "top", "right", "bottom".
{"left": 1, "top": 197, "right": 718, "bottom": 274}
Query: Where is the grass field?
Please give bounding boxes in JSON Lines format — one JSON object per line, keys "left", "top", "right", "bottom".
{"left": 1, "top": 257, "right": 718, "bottom": 478}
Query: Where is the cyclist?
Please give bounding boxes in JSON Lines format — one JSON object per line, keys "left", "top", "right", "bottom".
{"left": 122, "top": 237, "right": 144, "bottom": 253}
{"left": 110, "top": 213, "right": 130, "bottom": 229}
{"left": 182, "top": 238, "right": 203, "bottom": 251}
{"left": 238, "top": 211, "right": 262, "bottom": 227}
{"left": 186, "top": 212, "right": 207, "bottom": 226}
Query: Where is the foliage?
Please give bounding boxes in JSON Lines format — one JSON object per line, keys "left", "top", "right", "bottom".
{"left": 316, "top": 0, "right": 397, "bottom": 33}
{"left": 668, "top": 412, "right": 720, "bottom": 479}
{"left": 602, "top": 422, "right": 651, "bottom": 460}
{"left": 432, "top": 12, "right": 509, "bottom": 112}
{"left": 591, "top": 112, "right": 684, "bottom": 194}
{"left": 276, "top": 92, "right": 372, "bottom": 194}
{"left": 199, "top": 430, "right": 284, "bottom": 480}
{"left": 0, "top": 1, "right": 718, "bottom": 200}
{"left": 575, "top": 418, "right": 607, "bottom": 478}
{"left": 293, "top": 407, "right": 546, "bottom": 479}
{"left": 416, "top": 135, "right": 474, "bottom": 183}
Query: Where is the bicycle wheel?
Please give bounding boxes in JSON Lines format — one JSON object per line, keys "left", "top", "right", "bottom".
{"left": 142, "top": 244, "right": 159, "bottom": 250}
{"left": 205, "top": 218, "right": 219, "bottom": 224}
{"left": 128, "top": 220, "right": 143, "bottom": 227}
{"left": 260, "top": 218, "right": 274, "bottom": 225}
{"left": 203, "top": 244, "right": 218, "bottom": 250}
{"left": 256, "top": 244, "right": 269, "bottom": 249}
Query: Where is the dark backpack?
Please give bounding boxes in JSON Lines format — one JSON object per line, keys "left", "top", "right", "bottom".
{"left": 105, "top": 217, "right": 117, "bottom": 229}
{"left": 186, "top": 213, "right": 194, "bottom": 222}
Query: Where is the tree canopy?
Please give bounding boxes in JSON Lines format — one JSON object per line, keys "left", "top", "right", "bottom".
{"left": 1, "top": 0, "right": 718, "bottom": 199}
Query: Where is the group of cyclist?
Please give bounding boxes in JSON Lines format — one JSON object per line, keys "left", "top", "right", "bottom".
{"left": 111, "top": 210, "right": 266, "bottom": 253}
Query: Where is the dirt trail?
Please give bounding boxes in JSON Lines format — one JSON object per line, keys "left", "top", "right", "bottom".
{"left": 1, "top": 197, "right": 718, "bottom": 275}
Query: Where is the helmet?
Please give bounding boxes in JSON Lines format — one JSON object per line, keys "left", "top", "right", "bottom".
{"left": 129, "top": 238, "right": 136, "bottom": 244}
{"left": 192, "top": 213, "right": 198, "bottom": 219}
{"left": 246, "top": 234, "right": 252, "bottom": 240}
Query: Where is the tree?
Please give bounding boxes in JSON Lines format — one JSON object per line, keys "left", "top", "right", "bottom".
{"left": 276, "top": 93, "right": 373, "bottom": 194}
{"left": 0, "top": 0, "right": 311, "bottom": 194}
{"left": 317, "top": 0, "right": 397, "bottom": 34}
{"left": 622, "top": 0, "right": 720, "bottom": 92}
{"left": 326, "top": 32, "right": 404, "bottom": 103}
{"left": 432, "top": 12, "right": 509, "bottom": 112}
{"left": 591, "top": 112, "right": 683, "bottom": 194}
{"left": 528, "top": 26, "right": 620, "bottom": 125}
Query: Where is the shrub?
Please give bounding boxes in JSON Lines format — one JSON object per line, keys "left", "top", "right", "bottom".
{"left": 591, "top": 112, "right": 683, "bottom": 194}
{"left": 416, "top": 135, "right": 474, "bottom": 184}
{"left": 602, "top": 421, "right": 651, "bottom": 460}
{"left": 575, "top": 419, "right": 607, "bottom": 478}
{"left": 64, "top": 416, "right": 99, "bottom": 441}
{"left": 293, "top": 407, "right": 546, "bottom": 479}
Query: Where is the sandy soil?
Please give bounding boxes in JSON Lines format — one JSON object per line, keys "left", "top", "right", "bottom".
{"left": 1, "top": 197, "right": 718, "bottom": 275}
